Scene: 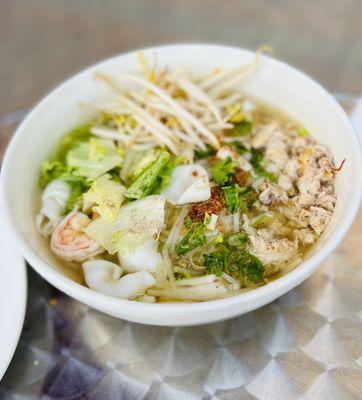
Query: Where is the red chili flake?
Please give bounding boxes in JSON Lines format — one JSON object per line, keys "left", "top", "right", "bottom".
{"left": 332, "top": 158, "right": 346, "bottom": 172}
{"left": 189, "top": 187, "right": 225, "bottom": 220}
{"left": 192, "top": 170, "right": 199, "bottom": 177}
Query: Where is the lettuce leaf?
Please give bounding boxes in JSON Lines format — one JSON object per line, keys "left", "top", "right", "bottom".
{"left": 54, "top": 124, "right": 92, "bottom": 162}
{"left": 222, "top": 184, "right": 247, "bottom": 213}
{"left": 175, "top": 223, "right": 206, "bottom": 256}
{"left": 83, "top": 195, "right": 165, "bottom": 254}
{"left": 40, "top": 161, "right": 91, "bottom": 213}
{"left": 250, "top": 148, "right": 277, "bottom": 182}
{"left": 128, "top": 148, "right": 161, "bottom": 181}
{"left": 83, "top": 174, "right": 126, "bottom": 222}
{"left": 67, "top": 138, "right": 123, "bottom": 180}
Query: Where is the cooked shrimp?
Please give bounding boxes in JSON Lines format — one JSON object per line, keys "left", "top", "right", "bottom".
{"left": 82, "top": 260, "right": 155, "bottom": 298}
{"left": 51, "top": 211, "right": 104, "bottom": 262}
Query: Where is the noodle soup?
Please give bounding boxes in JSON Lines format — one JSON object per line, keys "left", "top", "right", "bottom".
{"left": 36, "top": 53, "right": 339, "bottom": 302}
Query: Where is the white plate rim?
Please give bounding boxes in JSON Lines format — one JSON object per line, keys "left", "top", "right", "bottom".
{"left": 0, "top": 209, "right": 27, "bottom": 381}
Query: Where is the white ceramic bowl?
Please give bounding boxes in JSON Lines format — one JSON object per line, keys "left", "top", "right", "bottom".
{"left": 1, "top": 44, "right": 361, "bottom": 326}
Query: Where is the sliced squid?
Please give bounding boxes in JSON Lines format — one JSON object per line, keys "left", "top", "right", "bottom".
{"left": 118, "top": 238, "right": 163, "bottom": 273}
{"left": 51, "top": 211, "right": 104, "bottom": 262}
{"left": 161, "top": 164, "right": 211, "bottom": 205}
{"left": 82, "top": 260, "right": 155, "bottom": 298}
{"left": 36, "top": 180, "right": 71, "bottom": 236}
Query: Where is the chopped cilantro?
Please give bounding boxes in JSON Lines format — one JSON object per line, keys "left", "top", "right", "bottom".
{"left": 175, "top": 224, "right": 206, "bottom": 256}
{"left": 184, "top": 215, "right": 193, "bottom": 228}
{"left": 222, "top": 185, "right": 247, "bottom": 213}
{"left": 203, "top": 233, "right": 264, "bottom": 284}
{"left": 222, "top": 185, "right": 256, "bottom": 213}
{"left": 230, "top": 120, "right": 252, "bottom": 137}
{"left": 235, "top": 250, "right": 265, "bottom": 283}
{"left": 224, "top": 232, "right": 249, "bottom": 248}
{"left": 250, "top": 148, "right": 277, "bottom": 182}
{"left": 212, "top": 157, "right": 238, "bottom": 186}
{"left": 204, "top": 230, "right": 264, "bottom": 283}
{"left": 203, "top": 245, "right": 230, "bottom": 276}
{"left": 227, "top": 141, "right": 247, "bottom": 155}
{"left": 299, "top": 128, "right": 309, "bottom": 137}
{"left": 195, "top": 145, "right": 216, "bottom": 159}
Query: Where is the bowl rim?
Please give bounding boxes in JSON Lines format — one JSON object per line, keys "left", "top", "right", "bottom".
{"left": 1, "top": 43, "right": 361, "bottom": 320}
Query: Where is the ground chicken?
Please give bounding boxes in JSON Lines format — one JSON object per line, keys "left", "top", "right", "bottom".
{"left": 252, "top": 122, "right": 278, "bottom": 148}
{"left": 297, "top": 166, "right": 322, "bottom": 195}
{"left": 253, "top": 180, "right": 288, "bottom": 206}
{"left": 278, "top": 174, "right": 293, "bottom": 192}
{"left": 295, "top": 228, "right": 315, "bottom": 245}
{"left": 309, "top": 206, "right": 331, "bottom": 235}
{"left": 284, "top": 158, "right": 300, "bottom": 180}
{"left": 315, "top": 191, "right": 336, "bottom": 211}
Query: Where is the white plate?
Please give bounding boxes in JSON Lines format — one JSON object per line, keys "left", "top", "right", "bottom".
{"left": 0, "top": 211, "right": 27, "bottom": 381}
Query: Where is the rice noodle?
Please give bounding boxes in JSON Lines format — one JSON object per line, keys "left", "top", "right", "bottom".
{"left": 161, "top": 247, "right": 175, "bottom": 286}
{"left": 160, "top": 206, "right": 190, "bottom": 286}
{"left": 174, "top": 274, "right": 216, "bottom": 287}
{"left": 232, "top": 211, "right": 240, "bottom": 232}
{"left": 166, "top": 206, "right": 190, "bottom": 254}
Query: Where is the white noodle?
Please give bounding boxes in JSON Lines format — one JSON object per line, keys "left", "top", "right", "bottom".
{"left": 166, "top": 206, "right": 190, "bottom": 253}
{"left": 161, "top": 247, "right": 175, "bottom": 286}
{"left": 174, "top": 274, "right": 216, "bottom": 287}
{"left": 233, "top": 212, "right": 240, "bottom": 232}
